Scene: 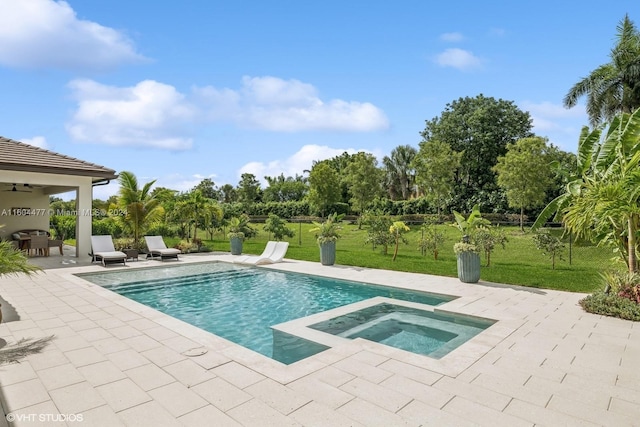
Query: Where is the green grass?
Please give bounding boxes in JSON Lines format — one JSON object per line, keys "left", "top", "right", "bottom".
{"left": 167, "top": 222, "right": 613, "bottom": 294}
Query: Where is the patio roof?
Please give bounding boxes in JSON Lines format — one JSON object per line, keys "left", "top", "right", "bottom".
{"left": 0, "top": 136, "right": 117, "bottom": 182}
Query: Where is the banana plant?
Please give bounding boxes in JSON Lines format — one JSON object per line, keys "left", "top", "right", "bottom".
{"left": 451, "top": 204, "right": 489, "bottom": 242}
{"left": 533, "top": 108, "right": 640, "bottom": 273}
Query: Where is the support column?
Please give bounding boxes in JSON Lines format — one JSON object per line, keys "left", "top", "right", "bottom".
{"left": 75, "top": 180, "right": 93, "bottom": 258}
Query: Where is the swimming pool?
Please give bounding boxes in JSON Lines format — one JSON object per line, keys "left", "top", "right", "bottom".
{"left": 78, "top": 262, "right": 457, "bottom": 364}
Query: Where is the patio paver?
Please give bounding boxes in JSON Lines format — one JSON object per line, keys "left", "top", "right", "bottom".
{"left": 0, "top": 253, "right": 638, "bottom": 426}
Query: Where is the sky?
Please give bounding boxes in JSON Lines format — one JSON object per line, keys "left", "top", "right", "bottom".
{"left": 0, "top": 0, "right": 635, "bottom": 200}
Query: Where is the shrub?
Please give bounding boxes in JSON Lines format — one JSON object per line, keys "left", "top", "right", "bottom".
{"left": 146, "top": 223, "right": 178, "bottom": 238}
{"left": 112, "top": 237, "right": 136, "bottom": 251}
{"left": 601, "top": 270, "right": 640, "bottom": 304}
{"left": 580, "top": 291, "right": 640, "bottom": 321}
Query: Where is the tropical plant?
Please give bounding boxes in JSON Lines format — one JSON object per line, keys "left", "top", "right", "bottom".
{"left": 263, "top": 214, "right": 295, "bottom": 241}
{"left": 310, "top": 213, "right": 343, "bottom": 244}
{"left": 533, "top": 232, "right": 565, "bottom": 270}
{"left": 600, "top": 270, "right": 640, "bottom": 303}
{"left": 0, "top": 240, "right": 40, "bottom": 277}
{"left": 564, "top": 14, "right": 640, "bottom": 126}
{"left": 451, "top": 204, "right": 490, "bottom": 241}
{"left": 534, "top": 108, "right": 640, "bottom": 274}
{"left": 227, "top": 214, "right": 255, "bottom": 240}
{"left": 117, "top": 171, "right": 164, "bottom": 248}
{"left": 382, "top": 145, "right": 417, "bottom": 200}
{"left": 389, "top": 221, "right": 410, "bottom": 261}
{"left": 417, "top": 223, "right": 445, "bottom": 260}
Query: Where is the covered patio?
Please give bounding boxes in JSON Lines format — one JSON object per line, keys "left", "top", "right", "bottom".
{"left": 0, "top": 137, "right": 118, "bottom": 259}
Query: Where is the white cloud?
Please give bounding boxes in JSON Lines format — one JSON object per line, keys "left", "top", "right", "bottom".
{"left": 238, "top": 144, "right": 376, "bottom": 184}
{"left": 0, "top": 0, "right": 145, "bottom": 71}
{"left": 440, "top": 32, "right": 464, "bottom": 42}
{"left": 434, "top": 48, "right": 482, "bottom": 71}
{"left": 66, "top": 79, "right": 197, "bottom": 150}
{"left": 519, "top": 100, "right": 589, "bottom": 151}
{"left": 66, "top": 76, "right": 389, "bottom": 150}
{"left": 196, "top": 76, "right": 390, "bottom": 132}
{"left": 90, "top": 173, "right": 218, "bottom": 200}
{"left": 520, "top": 100, "right": 587, "bottom": 131}
{"left": 20, "top": 136, "right": 48, "bottom": 149}
{"left": 153, "top": 173, "right": 217, "bottom": 193}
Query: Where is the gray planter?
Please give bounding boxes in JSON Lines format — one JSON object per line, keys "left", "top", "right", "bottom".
{"left": 457, "top": 252, "right": 481, "bottom": 283}
{"left": 319, "top": 241, "right": 336, "bottom": 266}
{"left": 230, "top": 237, "right": 243, "bottom": 255}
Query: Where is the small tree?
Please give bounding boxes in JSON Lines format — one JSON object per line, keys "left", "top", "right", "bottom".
{"left": 308, "top": 162, "right": 341, "bottom": 217}
{"left": 533, "top": 232, "right": 565, "bottom": 270}
{"left": 418, "top": 223, "right": 445, "bottom": 260}
{"left": 363, "top": 213, "right": 394, "bottom": 254}
{"left": 493, "top": 137, "right": 552, "bottom": 231}
{"left": 389, "top": 221, "right": 410, "bottom": 261}
{"left": 474, "top": 226, "right": 507, "bottom": 267}
{"left": 263, "top": 214, "right": 295, "bottom": 241}
{"left": 343, "top": 152, "right": 383, "bottom": 228}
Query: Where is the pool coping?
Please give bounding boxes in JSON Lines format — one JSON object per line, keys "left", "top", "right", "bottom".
{"left": 68, "top": 258, "right": 519, "bottom": 380}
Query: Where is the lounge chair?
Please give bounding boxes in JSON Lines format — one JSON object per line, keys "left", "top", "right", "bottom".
{"left": 144, "top": 236, "right": 181, "bottom": 261}
{"left": 235, "top": 241, "right": 289, "bottom": 265}
{"left": 234, "top": 241, "right": 277, "bottom": 264}
{"left": 90, "top": 235, "right": 127, "bottom": 267}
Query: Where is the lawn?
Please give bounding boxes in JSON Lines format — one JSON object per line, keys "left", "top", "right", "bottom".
{"left": 169, "top": 222, "right": 614, "bottom": 294}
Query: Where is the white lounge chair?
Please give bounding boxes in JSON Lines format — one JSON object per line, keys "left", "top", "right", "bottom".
{"left": 90, "top": 235, "right": 127, "bottom": 267}
{"left": 235, "top": 241, "right": 289, "bottom": 265}
{"left": 234, "top": 241, "right": 278, "bottom": 264}
{"left": 144, "top": 236, "right": 181, "bottom": 261}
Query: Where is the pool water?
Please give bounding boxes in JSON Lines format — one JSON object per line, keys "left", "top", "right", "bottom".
{"left": 78, "top": 262, "right": 456, "bottom": 364}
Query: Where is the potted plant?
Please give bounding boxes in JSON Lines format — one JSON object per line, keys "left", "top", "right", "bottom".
{"left": 310, "top": 213, "right": 342, "bottom": 265}
{"left": 227, "top": 216, "right": 246, "bottom": 255}
{"left": 454, "top": 240, "right": 481, "bottom": 283}
{"left": 451, "top": 205, "right": 488, "bottom": 283}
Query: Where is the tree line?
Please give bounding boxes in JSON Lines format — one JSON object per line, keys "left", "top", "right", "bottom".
{"left": 48, "top": 14, "right": 640, "bottom": 258}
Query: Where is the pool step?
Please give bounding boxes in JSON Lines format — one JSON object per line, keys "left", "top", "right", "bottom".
{"left": 107, "top": 268, "right": 263, "bottom": 294}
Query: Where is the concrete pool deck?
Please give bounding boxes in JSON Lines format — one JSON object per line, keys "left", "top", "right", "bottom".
{"left": 0, "top": 254, "right": 639, "bottom": 426}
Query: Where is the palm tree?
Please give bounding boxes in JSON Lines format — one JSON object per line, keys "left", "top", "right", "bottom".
{"left": 564, "top": 14, "right": 640, "bottom": 126}
{"left": 534, "top": 108, "right": 640, "bottom": 273}
{"left": 118, "top": 171, "right": 164, "bottom": 246}
{"left": 382, "top": 145, "right": 417, "bottom": 200}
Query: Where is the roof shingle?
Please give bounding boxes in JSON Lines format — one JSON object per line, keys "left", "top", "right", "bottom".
{"left": 0, "top": 136, "right": 118, "bottom": 180}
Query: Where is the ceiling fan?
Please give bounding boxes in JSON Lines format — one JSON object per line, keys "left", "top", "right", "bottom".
{"left": 2, "top": 183, "right": 33, "bottom": 193}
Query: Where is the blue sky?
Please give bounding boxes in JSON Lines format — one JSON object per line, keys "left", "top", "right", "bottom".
{"left": 0, "top": 0, "right": 634, "bottom": 200}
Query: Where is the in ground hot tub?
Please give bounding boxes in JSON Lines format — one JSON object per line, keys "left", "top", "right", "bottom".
{"left": 308, "top": 303, "right": 495, "bottom": 359}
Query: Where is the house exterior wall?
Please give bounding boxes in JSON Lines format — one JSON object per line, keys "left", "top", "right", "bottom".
{"left": 0, "top": 170, "right": 94, "bottom": 258}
